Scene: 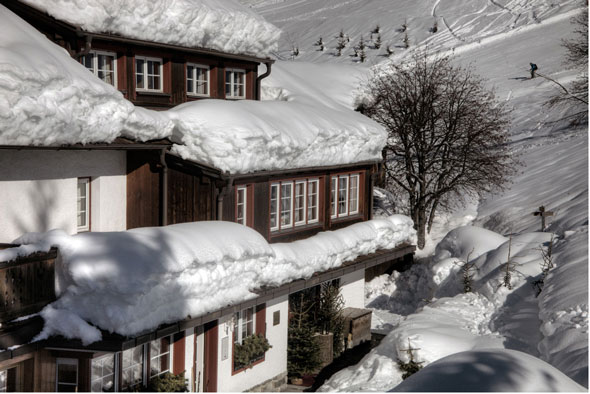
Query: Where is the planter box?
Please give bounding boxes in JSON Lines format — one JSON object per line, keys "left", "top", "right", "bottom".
{"left": 313, "top": 332, "right": 333, "bottom": 372}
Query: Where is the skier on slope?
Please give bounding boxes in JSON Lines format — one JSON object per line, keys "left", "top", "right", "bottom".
{"left": 530, "top": 63, "right": 538, "bottom": 79}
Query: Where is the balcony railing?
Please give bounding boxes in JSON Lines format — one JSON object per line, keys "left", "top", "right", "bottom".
{"left": 0, "top": 244, "right": 57, "bottom": 323}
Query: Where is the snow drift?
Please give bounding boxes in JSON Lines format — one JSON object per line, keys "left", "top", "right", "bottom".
{"left": 391, "top": 349, "right": 586, "bottom": 392}
{"left": 0, "top": 215, "right": 415, "bottom": 344}
{"left": 20, "top": 0, "right": 281, "bottom": 58}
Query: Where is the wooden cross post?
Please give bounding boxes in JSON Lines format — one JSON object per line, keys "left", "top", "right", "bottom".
{"left": 533, "top": 206, "right": 554, "bottom": 232}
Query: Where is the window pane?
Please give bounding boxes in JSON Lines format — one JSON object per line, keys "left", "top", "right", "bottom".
{"left": 225, "top": 71, "right": 232, "bottom": 95}
{"left": 331, "top": 177, "right": 337, "bottom": 217}
{"left": 350, "top": 175, "right": 359, "bottom": 213}
{"left": 281, "top": 183, "right": 292, "bottom": 227}
{"left": 135, "top": 59, "right": 144, "bottom": 89}
{"left": 0, "top": 370, "right": 7, "bottom": 392}
{"left": 270, "top": 184, "right": 278, "bottom": 230}
{"left": 339, "top": 176, "right": 348, "bottom": 215}
{"left": 237, "top": 188, "right": 246, "bottom": 225}
{"left": 83, "top": 53, "right": 94, "bottom": 71}
{"left": 295, "top": 182, "right": 305, "bottom": 223}
{"left": 308, "top": 180, "right": 318, "bottom": 221}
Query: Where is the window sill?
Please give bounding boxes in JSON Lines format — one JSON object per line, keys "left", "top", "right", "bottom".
{"left": 136, "top": 91, "right": 170, "bottom": 97}
{"left": 330, "top": 213, "right": 364, "bottom": 223}
{"left": 187, "top": 93, "right": 210, "bottom": 98}
{"left": 231, "top": 355, "right": 265, "bottom": 376}
{"left": 270, "top": 222, "right": 323, "bottom": 237}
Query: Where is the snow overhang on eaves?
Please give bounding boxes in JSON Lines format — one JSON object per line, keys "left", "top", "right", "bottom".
{"left": 7, "top": 0, "right": 274, "bottom": 64}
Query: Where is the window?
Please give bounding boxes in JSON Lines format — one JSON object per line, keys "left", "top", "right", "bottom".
{"left": 331, "top": 173, "right": 361, "bottom": 219}
{"left": 149, "top": 337, "right": 171, "bottom": 378}
{"left": 136, "top": 56, "right": 163, "bottom": 92}
{"left": 91, "top": 354, "right": 115, "bottom": 392}
{"left": 0, "top": 370, "right": 6, "bottom": 392}
{"left": 225, "top": 68, "right": 246, "bottom": 99}
{"left": 121, "top": 345, "right": 144, "bottom": 391}
{"left": 236, "top": 186, "right": 247, "bottom": 226}
{"left": 56, "top": 358, "right": 78, "bottom": 392}
{"left": 187, "top": 64, "right": 209, "bottom": 96}
{"left": 270, "top": 178, "right": 320, "bottom": 232}
{"left": 77, "top": 177, "right": 90, "bottom": 232}
{"left": 81, "top": 51, "right": 117, "bottom": 87}
{"left": 234, "top": 307, "right": 254, "bottom": 345}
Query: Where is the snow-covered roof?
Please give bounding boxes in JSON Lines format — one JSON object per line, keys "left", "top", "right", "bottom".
{"left": 19, "top": 0, "right": 281, "bottom": 59}
{"left": 0, "top": 4, "right": 173, "bottom": 146}
{"left": 0, "top": 5, "right": 387, "bottom": 174}
{"left": 0, "top": 215, "right": 416, "bottom": 344}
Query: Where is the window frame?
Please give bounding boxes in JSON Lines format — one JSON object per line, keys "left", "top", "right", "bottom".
{"left": 121, "top": 344, "right": 145, "bottom": 391}
{"left": 186, "top": 63, "right": 210, "bottom": 97}
{"left": 56, "top": 358, "right": 78, "bottom": 392}
{"left": 90, "top": 353, "right": 117, "bottom": 393}
{"left": 135, "top": 56, "right": 163, "bottom": 92}
{"left": 270, "top": 177, "right": 321, "bottom": 234}
{"left": 330, "top": 172, "right": 362, "bottom": 220}
{"left": 225, "top": 68, "right": 246, "bottom": 99}
{"left": 233, "top": 307, "right": 255, "bottom": 345}
{"left": 149, "top": 337, "right": 171, "bottom": 379}
{"left": 77, "top": 177, "right": 90, "bottom": 233}
{"left": 81, "top": 50, "right": 118, "bottom": 88}
{"left": 236, "top": 186, "right": 248, "bottom": 226}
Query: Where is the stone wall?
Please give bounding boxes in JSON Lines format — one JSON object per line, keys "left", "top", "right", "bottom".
{"left": 246, "top": 371, "right": 288, "bottom": 392}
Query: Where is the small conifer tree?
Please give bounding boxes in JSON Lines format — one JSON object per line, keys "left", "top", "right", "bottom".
{"left": 360, "top": 48, "right": 366, "bottom": 62}
{"left": 315, "top": 281, "right": 345, "bottom": 358}
{"left": 288, "top": 292, "right": 321, "bottom": 378}
{"left": 374, "top": 33, "right": 382, "bottom": 49}
{"left": 358, "top": 35, "right": 366, "bottom": 51}
{"left": 401, "top": 19, "right": 408, "bottom": 32}
{"left": 397, "top": 339, "right": 423, "bottom": 380}
{"left": 403, "top": 31, "right": 410, "bottom": 49}
{"left": 386, "top": 44, "right": 393, "bottom": 56}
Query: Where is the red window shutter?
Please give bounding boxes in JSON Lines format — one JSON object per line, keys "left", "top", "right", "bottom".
{"left": 173, "top": 332, "right": 186, "bottom": 375}
{"left": 255, "top": 304, "right": 266, "bottom": 336}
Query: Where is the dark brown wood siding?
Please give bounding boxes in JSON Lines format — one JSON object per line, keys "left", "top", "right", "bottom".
{"left": 167, "top": 168, "right": 215, "bottom": 224}
{"left": 33, "top": 349, "right": 56, "bottom": 392}
{"left": 127, "top": 151, "right": 161, "bottom": 229}
{"left": 253, "top": 182, "right": 270, "bottom": 237}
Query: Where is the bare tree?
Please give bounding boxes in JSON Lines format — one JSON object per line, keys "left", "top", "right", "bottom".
{"left": 547, "top": 8, "right": 588, "bottom": 125}
{"left": 359, "top": 53, "right": 517, "bottom": 248}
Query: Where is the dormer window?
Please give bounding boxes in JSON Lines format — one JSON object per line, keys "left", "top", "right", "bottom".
{"left": 187, "top": 64, "right": 210, "bottom": 96}
{"left": 135, "top": 56, "right": 162, "bottom": 92}
{"left": 81, "top": 50, "right": 117, "bottom": 87}
{"left": 225, "top": 68, "right": 246, "bottom": 99}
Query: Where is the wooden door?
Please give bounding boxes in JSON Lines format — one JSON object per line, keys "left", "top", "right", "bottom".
{"left": 203, "top": 321, "right": 218, "bottom": 392}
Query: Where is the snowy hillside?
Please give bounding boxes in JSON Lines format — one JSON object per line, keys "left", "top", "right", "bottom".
{"left": 242, "top": 0, "right": 588, "bottom": 390}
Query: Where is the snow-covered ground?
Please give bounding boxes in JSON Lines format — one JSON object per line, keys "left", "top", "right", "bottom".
{"left": 240, "top": 0, "right": 588, "bottom": 390}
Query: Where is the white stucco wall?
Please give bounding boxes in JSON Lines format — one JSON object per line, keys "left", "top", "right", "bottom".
{"left": 217, "top": 295, "right": 288, "bottom": 392}
{"left": 0, "top": 150, "right": 126, "bottom": 242}
{"left": 340, "top": 268, "right": 366, "bottom": 309}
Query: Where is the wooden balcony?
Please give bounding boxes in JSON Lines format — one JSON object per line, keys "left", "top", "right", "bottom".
{"left": 0, "top": 245, "right": 57, "bottom": 324}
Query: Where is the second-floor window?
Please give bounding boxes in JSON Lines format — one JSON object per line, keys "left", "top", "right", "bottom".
{"left": 56, "top": 358, "right": 78, "bottom": 392}
{"left": 91, "top": 354, "right": 115, "bottom": 392}
{"left": 225, "top": 68, "right": 246, "bottom": 99}
{"left": 236, "top": 186, "right": 248, "bottom": 226}
{"left": 187, "top": 64, "right": 209, "bottom": 96}
{"left": 81, "top": 51, "right": 117, "bottom": 87}
{"left": 331, "top": 173, "right": 360, "bottom": 219}
{"left": 136, "top": 56, "right": 163, "bottom": 92}
{"left": 270, "top": 178, "right": 320, "bottom": 232}
{"left": 121, "top": 345, "right": 144, "bottom": 391}
{"left": 77, "top": 177, "right": 90, "bottom": 232}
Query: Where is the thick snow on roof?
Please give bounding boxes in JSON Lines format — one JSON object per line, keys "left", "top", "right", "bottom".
{"left": 392, "top": 349, "right": 586, "bottom": 392}
{"left": 0, "top": 6, "right": 386, "bottom": 172}
{"left": 0, "top": 5, "right": 173, "bottom": 146}
{"left": 170, "top": 99, "right": 386, "bottom": 173}
{"left": 20, "top": 0, "right": 280, "bottom": 58}
{"left": 0, "top": 215, "right": 415, "bottom": 343}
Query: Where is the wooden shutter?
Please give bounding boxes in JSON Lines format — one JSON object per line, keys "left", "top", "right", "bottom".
{"left": 173, "top": 332, "right": 186, "bottom": 375}
{"left": 255, "top": 304, "right": 266, "bottom": 336}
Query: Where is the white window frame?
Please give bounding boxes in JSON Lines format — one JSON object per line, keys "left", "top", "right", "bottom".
{"left": 121, "top": 344, "right": 146, "bottom": 391}
{"left": 82, "top": 50, "right": 117, "bottom": 87}
{"left": 77, "top": 177, "right": 90, "bottom": 232}
{"left": 307, "top": 179, "right": 319, "bottom": 224}
{"left": 56, "top": 358, "right": 78, "bottom": 392}
{"left": 91, "top": 353, "right": 117, "bottom": 393}
{"left": 234, "top": 307, "right": 255, "bottom": 345}
{"left": 294, "top": 180, "right": 307, "bottom": 226}
{"left": 225, "top": 68, "right": 246, "bottom": 99}
{"left": 280, "top": 182, "right": 294, "bottom": 229}
{"left": 271, "top": 178, "right": 321, "bottom": 232}
{"left": 349, "top": 174, "right": 360, "bottom": 214}
{"left": 135, "top": 56, "right": 163, "bottom": 92}
{"left": 236, "top": 186, "right": 248, "bottom": 226}
{"left": 0, "top": 369, "right": 6, "bottom": 393}
{"left": 187, "top": 63, "right": 210, "bottom": 97}
{"left": 331, "top": 173, "right": 361, "bottom": 219}
{"left": 270, "top": 183, "right": 280, "bottom": 232}
{"left": 149, "top": 337, "right": 172, "bottom": 379}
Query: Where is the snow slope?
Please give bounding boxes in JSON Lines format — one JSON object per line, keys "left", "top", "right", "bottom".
{"left": 249, "top": 0, "right": 588, "bottom": 390}
{"left": 21, "top": 0, "right": 281, "bottom": 58}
